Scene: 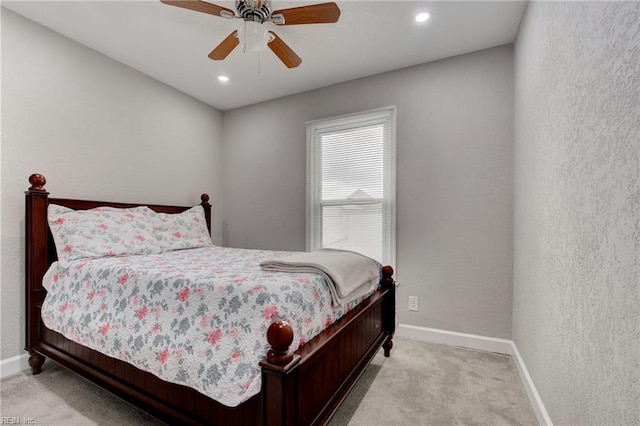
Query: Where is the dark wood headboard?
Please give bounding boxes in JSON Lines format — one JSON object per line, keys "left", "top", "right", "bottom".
{"left": 24, "top": 173, "right": 211, "bottom": 357}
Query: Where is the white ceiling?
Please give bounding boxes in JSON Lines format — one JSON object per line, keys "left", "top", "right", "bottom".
{"left": 3, "top": 0, "right": 526, "bottom": 111}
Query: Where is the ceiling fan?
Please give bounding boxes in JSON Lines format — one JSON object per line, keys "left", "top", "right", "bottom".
{"left": 160, "top": 0, "right": 341, "bottom": 68}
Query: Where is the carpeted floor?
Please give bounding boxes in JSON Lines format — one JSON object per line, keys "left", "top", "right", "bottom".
{"left": 328, "top": 338, "right": 538, "bottom": 426}
{"left": 0, "top": 337, "right": 538, "bottom": 425}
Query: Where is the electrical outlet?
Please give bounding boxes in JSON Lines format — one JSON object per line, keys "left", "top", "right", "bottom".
{"left": 408, "top": 296, "right": 419, "bottom": 312}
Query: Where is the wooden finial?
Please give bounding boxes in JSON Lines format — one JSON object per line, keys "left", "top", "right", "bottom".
{"left": 28, "top": 174, "right": 47, "bottom": 192}
{"left": 200, "top": 193, "right": 210, "bottom": 205}
{"left": 266, "top": 320, "right": 294, "bottom": 365}
{"left": 381, "top": 265, "right": 394, "bottom": 288}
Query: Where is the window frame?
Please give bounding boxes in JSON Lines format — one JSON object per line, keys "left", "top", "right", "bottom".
{"left": 306, "top": 106, "right": 397, "bottom": 267}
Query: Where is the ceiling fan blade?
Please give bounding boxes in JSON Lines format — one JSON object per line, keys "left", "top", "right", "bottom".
{"left": 208, "top": 31, "right": 240, "bottom": 60}
{"left": 160, "top": 0, "right": 235, "bottom": 18}
{"left": 268, "top": 32, "right": 302, "bottom": 68}
{"left": 271, "top": 2, "right": 340, "bottom": 25}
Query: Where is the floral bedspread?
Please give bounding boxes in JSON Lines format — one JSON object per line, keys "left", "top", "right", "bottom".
{"left": 41, "top": 246, "right": 375, "bottom": 407}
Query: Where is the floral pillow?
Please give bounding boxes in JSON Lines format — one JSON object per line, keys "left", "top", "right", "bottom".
{"left": 48, "top": 204, "right": 160, "bottom": 267}
{"left": 149, "top": 205, "right": 212, "bottom": 252}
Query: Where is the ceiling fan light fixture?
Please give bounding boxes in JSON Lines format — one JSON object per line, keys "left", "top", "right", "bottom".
{"left": 238, "top": 21, "right": 270, "bottom": 53}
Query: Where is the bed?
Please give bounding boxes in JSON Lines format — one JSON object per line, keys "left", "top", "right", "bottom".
{"left": 24, "top": 173, "right": 396, "bottom": 425}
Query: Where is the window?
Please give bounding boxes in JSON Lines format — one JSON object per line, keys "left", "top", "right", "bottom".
{"left": 306, "top": 106, "right": 396, "bottom": 266}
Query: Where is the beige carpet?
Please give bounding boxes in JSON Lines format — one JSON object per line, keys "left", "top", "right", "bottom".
{"left": 329, "top": 338, "right": 538, "bottom": 426}
{"left": 1, "top": 338, "right": 538, "bottom": 425}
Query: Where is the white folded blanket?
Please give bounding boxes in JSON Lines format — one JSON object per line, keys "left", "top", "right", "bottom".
{"left": 260, "top": 249, "right": 381, "bottom": 306}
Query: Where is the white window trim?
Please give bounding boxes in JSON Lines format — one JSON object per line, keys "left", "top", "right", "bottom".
{"left": 306, "top": 106, "right": 396, "bottom": 267}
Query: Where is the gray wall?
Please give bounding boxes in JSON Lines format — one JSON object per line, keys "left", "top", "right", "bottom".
{"left": 513, "top": 2, "right": 639, "bottom": 424}
{"left": 1, "top": 10, "right": 224, "bottom": 360}
{"left": 222, "top": 45, "right": 514, "bottom": 338}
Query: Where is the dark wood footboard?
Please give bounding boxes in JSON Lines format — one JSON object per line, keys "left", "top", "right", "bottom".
{"left": 262, "top": 266, "right": 395, "bottom": 425}
{"left": 24, "top": 173, "right": 395, "bottom": 425}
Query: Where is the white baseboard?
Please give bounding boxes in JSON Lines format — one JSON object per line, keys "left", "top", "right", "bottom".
{"left": 396, "top": 323, "right": 552, "bottom": 426}
{"left": 509, "top": 341, "right": 553, "bottom": 426}
{"left": 0, "top": 353, "right": 29, "bottom": 380}
{"left": 396, "top": 323, "right": 513, "bottom": 354}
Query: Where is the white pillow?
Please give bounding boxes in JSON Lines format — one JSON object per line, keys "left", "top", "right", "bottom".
{"left": 48, "top": 204, "right": 160, "bottom": 267}
{"left": 149, "top": 205, "right": 213, "bottom": 252}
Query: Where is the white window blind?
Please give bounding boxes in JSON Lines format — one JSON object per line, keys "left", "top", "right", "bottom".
{"left": 306, "top": 107, "right": 396, "bottom": 266}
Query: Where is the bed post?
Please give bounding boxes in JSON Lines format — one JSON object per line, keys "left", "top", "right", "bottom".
{"left": 200, "top": 194, "right": 212, "bottom": 235}
{"left": 24, "top": 173, "right": 49, "bottom": 374}
{"left": 260, "top": 321, "right": 301, "bottom": 426}
{"left": 381, "top": 265, "right": 395, "bottom": 357}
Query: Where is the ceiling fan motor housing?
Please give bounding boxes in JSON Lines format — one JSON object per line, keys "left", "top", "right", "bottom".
{"left": 236, "top": 0, "right": 272, "bottom": 23}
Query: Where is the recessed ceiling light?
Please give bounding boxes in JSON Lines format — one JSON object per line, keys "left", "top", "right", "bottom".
{"left": 415, "top": 12, "right": 430, "bottom": 22}
{"left": 217, "top": 75, "right": 229, "bottom": 83}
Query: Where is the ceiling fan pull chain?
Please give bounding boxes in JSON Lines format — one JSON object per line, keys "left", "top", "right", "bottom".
{"left": 242, "top": 20, "right": 247, "bottom": 53}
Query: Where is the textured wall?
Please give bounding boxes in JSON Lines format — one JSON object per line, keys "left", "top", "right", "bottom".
{"left": 513, "top": 2, "right": 639, "bottom": 424}
{"left": 1, "top": 10, "right": 224, "bottom": 360}
{"left": 222, "top": 45, "right": 514, "bottom": 339}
